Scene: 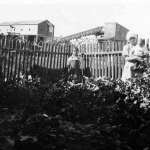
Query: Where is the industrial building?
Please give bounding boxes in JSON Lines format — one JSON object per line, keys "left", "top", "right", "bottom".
{"left": 61, "top": 22, "right": 129, "bottom": 44}
{"left": 0, "top": 20, "right": 54, "bottom": 42}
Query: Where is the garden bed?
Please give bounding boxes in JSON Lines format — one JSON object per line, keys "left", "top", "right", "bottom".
{"left": 0, "top": 75, "right": 150, "bottom": 150}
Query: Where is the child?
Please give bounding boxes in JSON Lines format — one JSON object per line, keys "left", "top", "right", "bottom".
{"left": 67, "top": 47, "right": 82, "bottom": 83}
{"left": 133, "top": 39, "right": 147, "bottom": 58}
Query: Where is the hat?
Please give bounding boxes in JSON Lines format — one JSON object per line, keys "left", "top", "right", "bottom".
{"left": 126, "top": 31, "right": 138, "bottom": 41}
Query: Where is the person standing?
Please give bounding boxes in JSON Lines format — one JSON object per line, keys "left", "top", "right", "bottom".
{"left": 121, "top": 32, "right": 138, "bottom": 82}
{"left": 67, "top": 46, "right": 83, "bottom": 83}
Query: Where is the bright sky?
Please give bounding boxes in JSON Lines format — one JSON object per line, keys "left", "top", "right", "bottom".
{"left": 0, "top": 0, "right": 150, "bottom": 38}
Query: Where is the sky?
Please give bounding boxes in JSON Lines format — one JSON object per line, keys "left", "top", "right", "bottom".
{"left": 0, "top": 0, "right": 150, "bottom": 38}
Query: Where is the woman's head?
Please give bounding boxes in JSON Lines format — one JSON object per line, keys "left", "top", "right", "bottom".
{"left": 126, "top": 32, "right": 138, "bottom": 46}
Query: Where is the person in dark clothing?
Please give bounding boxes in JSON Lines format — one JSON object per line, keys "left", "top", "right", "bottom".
{"left": 67, "top": 47, "right": 83, "bottom": 83}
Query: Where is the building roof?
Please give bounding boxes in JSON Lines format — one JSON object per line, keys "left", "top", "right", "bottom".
{"left": 0, "top": 20, "right": 53, "bottom": 26}
{"left": 61, "top": 22, "right": 129, "bottom": 41}
{"left": 61, "top": 26, "right": 104, "bottom": 41}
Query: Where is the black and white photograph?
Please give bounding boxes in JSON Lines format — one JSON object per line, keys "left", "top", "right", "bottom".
{"left": 0, "top": 0, "right": 150, "bottom": 149}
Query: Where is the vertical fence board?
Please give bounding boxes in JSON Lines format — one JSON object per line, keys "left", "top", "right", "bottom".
{"left": 18, "top": 50, "right": 22, "bottom": 79}
{"left": 49, "top": 44, "right": 54, "bottom": 69}
{"left": 46, "top": 43, "right": 51, "bottom": 69}
{"left": 7, "top": 50, "right": 11, "bottom": 79}
{"left": 14, "top": 50, "right": 18, "bottom": 80}
{"left": 52, "top": 44, "right": 57, "bottom": 69}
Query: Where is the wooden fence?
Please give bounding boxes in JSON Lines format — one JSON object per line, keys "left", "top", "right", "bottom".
{"left": 78, "top": 41, "right": 125, "bottom": 79}
{"left": 0, "top": 38, "right": 126, "bottom": 80}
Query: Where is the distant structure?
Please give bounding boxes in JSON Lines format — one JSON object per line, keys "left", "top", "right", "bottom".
{"left": 61, "top": 22, "right": 129, "bottom": 45}
{"left": 0, "top": 20, "right": 54, "bottom": 42}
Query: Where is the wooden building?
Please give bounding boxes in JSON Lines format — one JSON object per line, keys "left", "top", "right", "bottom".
{"left": 61, "top": 22, "right": 129, "bottom": 43}
{"left": 0, "top": 20, "right": 54, "bottom": 42}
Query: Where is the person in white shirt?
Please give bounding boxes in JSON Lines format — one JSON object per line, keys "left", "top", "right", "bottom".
{"left": 121, "top": 32, "right": 138, "bottom": 81}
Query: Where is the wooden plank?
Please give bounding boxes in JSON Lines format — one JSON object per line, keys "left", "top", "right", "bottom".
{"left": 22, "top": 42, "right": 27, "bottom": 74}
{"left": 51, "top": 44, "right": 56, "bottom": 69}
{"left": 97, "top": 43, "right": 100, "bottom": 77}
{"left": 115, "top": 54, "right": 118, "bottom": 79}
{"left": 118, "top": 53, "right": 121, "bottom": 78}
{"left": 54, "top": 44, "right": 58, "bottom": 69}
{"left": 86, "top": 44, "right": 90, "bottom": 75}
{"left": 56, "top": 44, "right": 60, "bottom": 69}
{"left": 85, "top": 44, "right": 87, "bottom": 72}
{"left": 100, "top": 54, "right": 103, "bottom": 77}
{"left": 94, "top": 43, "right": 97, "bottom": 78}
{"left": 62, "top": 44, "right": 66, "bottom": 68}
{"left": 64, "top": 44, "right": 68, "bottom": 68}
{"left": 42, "top": 43, "right": 46, "bottom": 67}
{"left": 65, "top": 44, "right": 70, "bottom": 68}
{"left": 79, "top": 44, "right": 83, "bottom": 71}
{"left": 121, "top": 54, "right": 125, "bottom": 77}
{"left": 13, "top": 50, "right": 18, "bottom": 80}
{"left": 99, "top": 43, "right": 102, "bottom": 77}
{"left": 6, "top": 49, "right": 11, "bottom": 80}
{"left": 95, "top": 43, "right": 98, "bottom": 78}
{"left": 26, "top": 49, "right": 30, "bottom": 73}
{"left": 29, "top": 45, "right": 34, "bottom": 69}
{"left": 11, "top": 52, "right": 16, "bottom": 80}
{"left": 43, "top": 43, "right": 48, "bottom": 68}
{"left": 88, "top": 44, "right": 91, "bottom": 76}
{"left": 37, "top": 47, "right": 40, "bottom": 67}
{"left": 40, "top": 43, "right": 45, "bottom": 67}
{"left": 93, "top": 43, "right": 95, "bottom": 78}
{"left": 52, "top": 44, "right": 56, "bottom": 69}
{"left": 102, "top": 42, "right": 105, "bottom": 77}
{"left": 33, "top": 44, "right": 37, "bottom": 66}
{"left": 42, "top": 43, "right": 46, "bottom": 79}
{"left": 85, "top": 43, "right": 88, "bottom": 70}
{"left": 113, "top": 54, "right": 115, "bottom": 79}
{"left": 97, "top": 43, "right": 99, "bottom": 78}
{"left": 43, "top": 43, "right": 49, "bottom": 79}
{"left": 3, "top": 50, "right": 7, "bottom": 79}
{"left": 59, "top": 44, "right": 63, "bottom": 69}
{"left": 43, "top": 43, "right": 47, "bottom": 68}
{"left": 49, "top": 43, "right": 54, "bottom": 69}
{"left": 9, "top": 51, "right": 13, "bottom": 79}
{"left": 89, "top": 44, "right": 93, "bottom": 77}
{"left": 57, "top": 44, "right": 61, "bottom": 69}
{"left": 105, "top": 54, "right": 107, "bottom": 77}
{"left": 91, "top": 44, "right": 94, "bottom": 77}
{"left": 111, "top": 54, "right": 114, "bottom": 79}
{"left": 102, "top": 54, "right": 104, "bottom": 77}
{"left": 46, "top": 43, "right": 51, "bottom": 69}
{"left": 18, "top": 50, "right": 22, "bottom": 79}
{"left": 57, "top": 43, "right": 60, "bottom": 69}
{"left": 58, "top": 44, "right": 62, "bottom": 69}
{"left": 107, "top": 54, "right": 110, "bottom": 78}
{"left": 92, "top": 44, "right": 95, "bottom": 77}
